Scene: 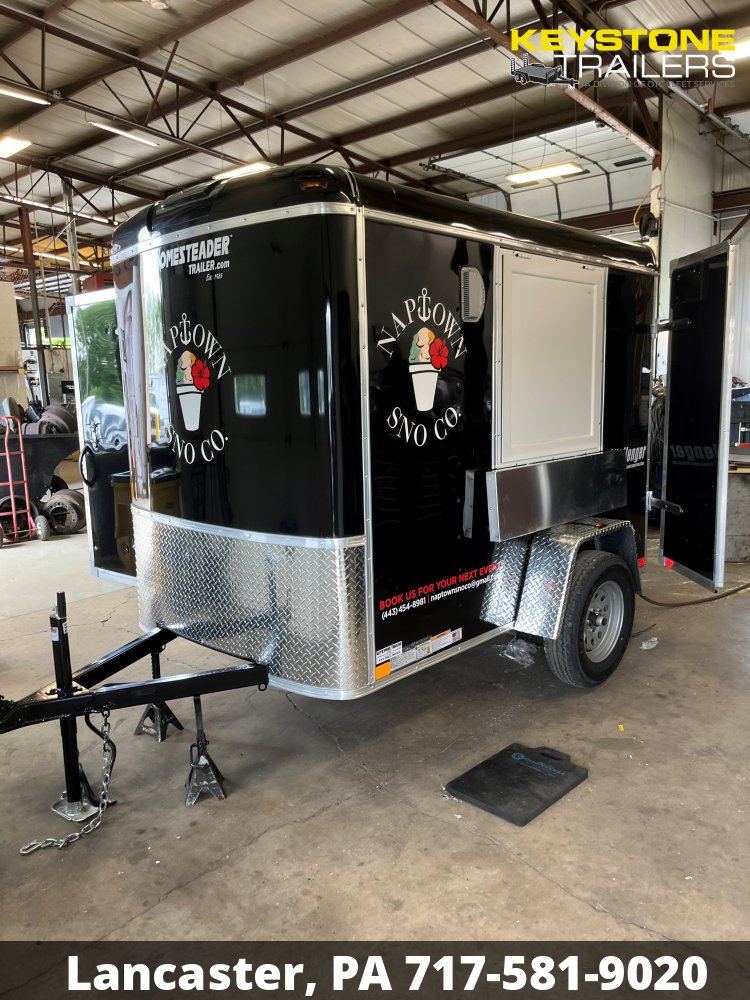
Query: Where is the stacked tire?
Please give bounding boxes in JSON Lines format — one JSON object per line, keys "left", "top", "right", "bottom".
{"left": 23, "top": 404, "right": 77, "bottom": 435}
{"left": 41, "top": 488, "right": 87, "bottom": 535}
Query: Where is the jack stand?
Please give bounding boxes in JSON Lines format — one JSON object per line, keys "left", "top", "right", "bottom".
{"left": 51, "top": 762, "right": 98, "bottom": 822}
{"left": 134, "top": 650, "right": 184, "bottom": 741}
{"left": 185, "top": 695, "right": 226, "bottom": 806}
{"left": 49, "top": 592, "right": 99, "bottom": 822}
{"left": 134, "top": 702, "right": 184, "bottom": 741}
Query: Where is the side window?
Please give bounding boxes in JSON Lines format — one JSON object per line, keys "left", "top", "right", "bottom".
{"left": 298, "top": 371, "right": 311, "bottom": 416}
{"left": 234, "top": 373, "right": 266, "bottom": 416}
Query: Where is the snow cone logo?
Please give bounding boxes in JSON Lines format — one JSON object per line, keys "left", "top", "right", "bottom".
{"left": 408, "top": 326, "right": 449, "bottom": 411}
{"left": 378, "top": 287, "right": 465, "bottom": 448}
{"left": 164, "top": 312, "right": 231, "bottom": 465}
{"left": 175, "top": 351, "right": 211, "bottom": 431}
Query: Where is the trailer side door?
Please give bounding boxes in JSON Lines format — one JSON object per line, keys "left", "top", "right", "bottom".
{"left": 660, "top": 244, "right": 733, "bottom": 589}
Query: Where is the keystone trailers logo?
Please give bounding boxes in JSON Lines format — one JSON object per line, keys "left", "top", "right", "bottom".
{"left": 509, "top": 27, "right": 741, "bottom": 85}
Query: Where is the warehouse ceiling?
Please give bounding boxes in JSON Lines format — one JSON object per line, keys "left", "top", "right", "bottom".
{"left": 1, "top": 0, "right": 750, "bottom": 296}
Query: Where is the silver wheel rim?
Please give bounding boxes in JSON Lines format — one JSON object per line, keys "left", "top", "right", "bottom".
{"left": 583, "top": 580, "right": 624, "bottom": 663}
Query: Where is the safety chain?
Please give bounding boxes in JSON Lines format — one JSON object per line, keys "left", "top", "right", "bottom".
{"left": 19, "top": 710, "right": 115, "bottom": 855}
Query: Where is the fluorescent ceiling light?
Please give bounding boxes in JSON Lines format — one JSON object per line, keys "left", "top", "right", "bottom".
{"left": 213, "top": 161, "right": 273, "bottom": 181}
{"left": 0, "top": 136, "right": 31, "bottom": 158}
{"left": 0, "top": 85, "right": 50, "bottom": 106}
{"left": 90, "top": 121, "right": 159, "bottom": 147}
{"left": 0, "top": 193, "right": 110, "bottom": 225}
{"left": 730, "top": 37, "right": 750, "bottom": 60}
{"left": 35, "top": 250, "right": 94, "bottom": 267}
{"left": 1, "top": 240, "right": 96, "bottom": 267}
{"left": 507, "top": 162, "right": 584, "bottom": 184}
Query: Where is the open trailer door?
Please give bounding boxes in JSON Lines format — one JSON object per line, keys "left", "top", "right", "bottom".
{"left": 660, "top": 243, "right": 734, "bottom": 590}
{"left": 68, "top": 288, "right": 134, "bottom": 582}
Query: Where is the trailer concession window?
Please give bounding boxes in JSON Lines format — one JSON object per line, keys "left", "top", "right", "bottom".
{"left": 501, "top": 254, "right": 605, "bottom": 465}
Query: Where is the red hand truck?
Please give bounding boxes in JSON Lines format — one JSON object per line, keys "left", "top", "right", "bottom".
{"left": 0, "top": 415, "right": 50, "bottom": 545}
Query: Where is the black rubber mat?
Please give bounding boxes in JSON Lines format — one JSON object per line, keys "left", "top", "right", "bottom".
{"left": 446, "top": 743, "right": 588, "bottom": 826}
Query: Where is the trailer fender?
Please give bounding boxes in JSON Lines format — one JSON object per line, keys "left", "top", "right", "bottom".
{"left": 515, "top": 518, "right": 640, "bottom": 640}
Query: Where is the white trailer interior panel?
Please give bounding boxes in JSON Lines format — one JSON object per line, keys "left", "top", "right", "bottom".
{"left": 500, "top": 254, "right": 605, "bottom": 465}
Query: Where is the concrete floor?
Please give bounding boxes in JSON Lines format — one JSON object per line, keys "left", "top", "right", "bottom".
{"left": 0, "top": 531, "right": 748, "bottom": 941}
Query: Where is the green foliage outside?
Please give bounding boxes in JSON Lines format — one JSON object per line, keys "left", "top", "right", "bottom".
{"left": 74, "top": 299, "right": 123, "bottom": 406}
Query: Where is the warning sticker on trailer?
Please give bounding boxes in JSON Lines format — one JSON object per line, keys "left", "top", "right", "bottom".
{"left": 376, "top": 641, "right": 402, "bottom": 665}
{"left": 431, "top": 628, "right": 459, "bottom": 652}
{"left": 377, "top": 627, "right": 463, "bottom": 678}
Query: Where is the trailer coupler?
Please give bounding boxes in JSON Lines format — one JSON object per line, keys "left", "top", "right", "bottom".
{"left": 0, "top": 592, "right": 269, "bottom": 828}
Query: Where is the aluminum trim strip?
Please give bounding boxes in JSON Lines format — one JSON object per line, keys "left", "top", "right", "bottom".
{"left": 357, "top": 208, "right": 377, "bottom": 684}
{"left": 111, "top": 203, "right": 358, "bottom": 264}
{"left": 492, "top": 245, "right": 503, "bottom": 468}
{"left": 363, "top": 209, "right": 655, "bottom": 275}
{"left": 95, "top": 569, "right": 136, "bottom": 587}
{"left": 133, "top": 505, "right": 366, "bottom": 549}
{"left": 668, "top": 559, "right": 719, "bottom": 592}
{"left": 714, "top": 244, "right": 736, "bottom": 589}
{"left": 267, "top": 625, "right": 511, "bottom": 700}
{"left": 645, "top": 309, "right": 657, "bottom": 564}
{"left": 601, "top": 266, "right": 609, "bottom": 451}
{"left": 658, "top": 309, "right": 672, "bottom": 566}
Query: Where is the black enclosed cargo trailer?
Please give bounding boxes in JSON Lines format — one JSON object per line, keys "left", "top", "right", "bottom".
{"left": 84, "top": 164, "right": 656, "bottom": 696}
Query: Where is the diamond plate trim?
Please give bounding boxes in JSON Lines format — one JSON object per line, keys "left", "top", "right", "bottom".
{"left": 480, "top": 538, "right": 530, "bottom": 628}
{"left": 133, "top": 507, "right": 370, "bottom": 693}
{"left": 515, "top": 518, "right": 638, "bottom": 639}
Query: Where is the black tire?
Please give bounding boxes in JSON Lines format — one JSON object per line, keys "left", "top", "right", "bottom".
{"left": 0, "top": 496, "right": 36, "bottom": 538}
{"left": 543, "top": 550, "right": 635, "bottom": 688}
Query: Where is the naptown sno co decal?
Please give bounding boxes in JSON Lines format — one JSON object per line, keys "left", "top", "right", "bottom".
{"left": 377, "top": 287, "right": 465, "bottom": 447}
{"left": 164, "top": 312, "right": 232, "bottom": 465}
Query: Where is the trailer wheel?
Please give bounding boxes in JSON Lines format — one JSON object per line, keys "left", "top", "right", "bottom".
{"left": 543, "top": 550, "right": 634, "bottom": 688}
